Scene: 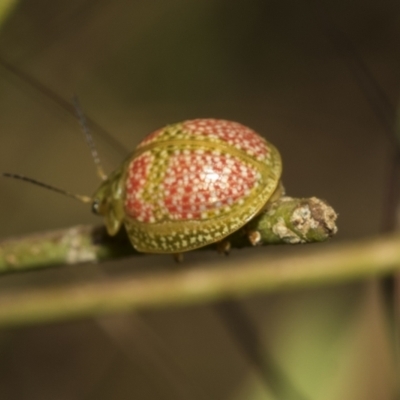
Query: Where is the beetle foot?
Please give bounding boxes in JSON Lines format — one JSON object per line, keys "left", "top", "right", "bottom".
{"left": 173, "top": 253, "right": 184, "bottom": 263}
{"left": 216, "top": 240, "right": 231, "bottom": 255}
{"left": 248, "top": 230, "right": 262, "bottom": 246}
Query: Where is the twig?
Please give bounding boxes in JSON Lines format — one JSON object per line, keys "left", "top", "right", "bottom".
{"left": 1, "top": 232, "right": 400, "bottom": 327}
{"left": 0, "top": 0, "right": 18, "bottom": 27}
{"left": 0, "top": 195, "right": 341, "bottom": 328}
{"left": 0, "top": 196, "right": 337, "bottom": 273}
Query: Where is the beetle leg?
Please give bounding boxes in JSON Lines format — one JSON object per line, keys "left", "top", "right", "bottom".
{"left": 247, "top": 230, "right": 262, "bottom": 246}
{"left": 173, "top": 253, "right": 184, "bottom": 263}
{"left": 216, "top": 240, "right": 231, "bottom": 255}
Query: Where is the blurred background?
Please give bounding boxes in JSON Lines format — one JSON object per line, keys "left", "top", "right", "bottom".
{"left": 0, "top": 0, "right": 399, "bottom": 399}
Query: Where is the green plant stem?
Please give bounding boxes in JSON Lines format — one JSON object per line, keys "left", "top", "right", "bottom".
{"left": 0, "top": 195, "right": 340, "bottom": 328}
{"left": 0, "top": 233, "right": 400, "bottom": 328}
{"left": 0, "top": 196, "right": 337, "bottom": 273}
{"left": 0, "top": 0, "right": 18, "bottom": 27}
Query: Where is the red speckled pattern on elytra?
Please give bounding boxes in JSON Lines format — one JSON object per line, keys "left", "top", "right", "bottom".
{"left": 162, "top": 152, "right": 256, "bottom": 220}
{"left": 137, "top": 119, "right": 268, "bottom": 161}
{"left": 182, "top": 120, "right": 267, "bottom": 160}
{"left": 124, "top": 119, "right": 269, "bottom": 224}
{"left": 125, "top": 149, "right": 259, "bottom": 223}
{"left": 125, "top": 152, "right": 155, "bottom": 223}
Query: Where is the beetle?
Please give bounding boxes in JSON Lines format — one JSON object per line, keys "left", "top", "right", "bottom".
{"left": 91, "top": 118, "right": 283, "bottom": 254}
{"left": 4, "top": 115, "right": 283, "bottom": 255}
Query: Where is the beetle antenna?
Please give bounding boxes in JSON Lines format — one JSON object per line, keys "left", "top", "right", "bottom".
{"left": 0, "top": 57, "right": 128, "bottom": 158}
{"left": 72, "top": 95, "right": 108, "bottom": 181}
{"left": 3, "top": 173, "right": 92, "bottom": 204}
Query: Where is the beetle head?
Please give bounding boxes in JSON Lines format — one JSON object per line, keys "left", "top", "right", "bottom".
{"left": 91, "top": 167, "right": 125, "bottom": 236}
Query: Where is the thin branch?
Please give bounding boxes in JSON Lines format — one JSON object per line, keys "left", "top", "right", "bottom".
{"left": 0, "top": 0, "right": 18, "bottom": 26}
{"left": 0, "top": 232, "right": 400, "bottom": 328}
{"left": 0, "top": 195, "right": 341, "bottom": 328}
{"left": 0, "top": 196, "right": 337, "bottom": 273}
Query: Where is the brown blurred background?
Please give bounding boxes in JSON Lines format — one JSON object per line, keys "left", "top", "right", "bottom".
{"left": 0, "top": 0, "right": 399, "bottom": 399}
